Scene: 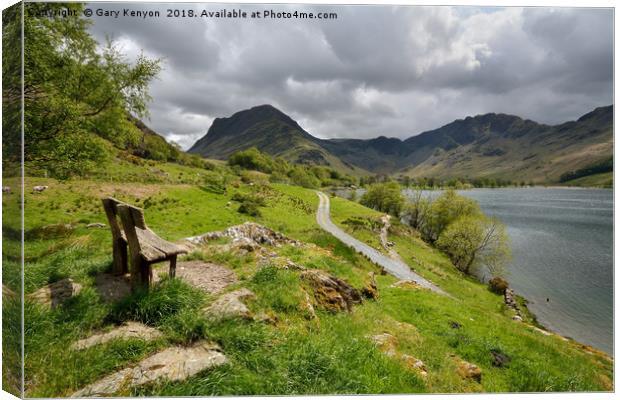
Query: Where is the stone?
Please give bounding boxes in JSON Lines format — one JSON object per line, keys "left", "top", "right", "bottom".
{"left": 369, "top": 333, "right": 399, "bottom": 357}
{"left": 301, "top": 289, "right": 318, "bottom": 320}
{"left": 454, "top": 357, "right": 482, "bottom": 382}
{"left": 449, "top": 321, "right": 462, "bottom": 329}
{"left": 187, "top": 222, "right": 301, "bottom": 249}
{"left": 153, "top": 261, "right": 237, "bottom": 294}
{"left": 254, "top": 311, "right": 278, "bottom": 325}
{"left": 72, "top": 322, "right": 163, "bottom": 350}
{"left": 204, "top": 288, "right": 256, "bottom": 321}
{"left": 361, "top": 271, "right": 378, "bottom": 300}
{"left": 300, "top": 269, "right": 362, "bottom": 313}
{"left": 94, "top": 274, "right": 132, "bottom": 303}
{"left": 71, "top": 342, "right": 227, "bottom": 397}
{"left": 512, "top": 315, "right": 523, "bottom": 322}
{"left": 29, "top": 278, "right": 82, "bottom": 307}
{"left": 390, "top": 280, "right": 422, "bottom": 290}
{"left": 87, "top": 222, "right": 106, "bottom": 228}
{"left": 488, "top": 276, "right": 509, "bottom": 294}
{"left": 490, "top": 350, "right": 511, "bottom": 368}
{"left": 401, "top": 354, "right": 428, "bottom": 377}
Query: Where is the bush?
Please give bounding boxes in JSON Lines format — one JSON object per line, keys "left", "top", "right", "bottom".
{"left": 489, "top": 276, "right": 509, "bottom": 294}
{"left": 417, "top": 189, "right": 481, "bottom": 242}
{"left": 360, "top": 181, "right": 404, "bottom": 216}
{"left": 238, "top": 201, "right": 261, "bottom": 217}
{"left": 228, "top": 147, "right": 275, "bottom": 173}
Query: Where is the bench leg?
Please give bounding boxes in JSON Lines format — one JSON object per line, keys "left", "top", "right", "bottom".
{"left": 112, "top": 239, "right": 128, "bottom": 275}
{"left": 169, "top": 255, "right": 177, "bottom": 279}
{"left": 130, "top": 256, "right": 152, "bottom": 291}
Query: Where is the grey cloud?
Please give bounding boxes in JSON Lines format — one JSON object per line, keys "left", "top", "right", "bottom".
{"left": 88, "top": 4, "right": 613, "bottom": 148}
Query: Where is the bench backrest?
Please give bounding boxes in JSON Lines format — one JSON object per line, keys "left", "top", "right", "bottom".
{"left": 102, "top": 197, "right": 128, "bottom": 241}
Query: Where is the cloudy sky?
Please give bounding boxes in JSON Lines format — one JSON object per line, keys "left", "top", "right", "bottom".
{"left": 88, "top": 3, "right": 613, "bottom": 149}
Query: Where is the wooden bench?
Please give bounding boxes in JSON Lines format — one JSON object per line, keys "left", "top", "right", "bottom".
{"left": 102, "top": 198, "right": 129, "bottom": 275}
{"left": 102, "top": 197, "right": 187, "bottom": 290}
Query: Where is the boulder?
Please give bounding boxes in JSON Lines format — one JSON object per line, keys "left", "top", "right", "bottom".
{"left": 72, "top": 322, "right": 163, "bottom": 350}
{"left": 488, "top": 276, "right": 509, "bottom": 294}
{"left": 71, "top": 342, "right": 227, "bottom": 397}
{"left": 87, "top": 222, "right": 106, "bottom": 229}
{"left": 300, "top": 269, "right": 361, "bottom": 313}
{"left": 29, "top": 278, "right": 82, "bottom": 308}
{"left": 361, "top": 271, "right": 378, "bottom": 300}
{"left": 369, "top": 333, "right": 399, "bottom": 357}
{"left": 204, "top": 288, "right": 256, "bottom": 321}
{"left": 490, "top": 350, "right": 511, "bottom": 368}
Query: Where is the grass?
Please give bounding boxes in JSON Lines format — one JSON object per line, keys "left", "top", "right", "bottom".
{"left": 2, "top": 162, "right": 614, "bottom": 396}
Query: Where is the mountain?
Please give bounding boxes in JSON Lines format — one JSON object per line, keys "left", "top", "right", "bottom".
{"left": 189, "top": 104, "right": 613, "bottom": 184}
{"left": 188, "top": 105, "right": 367, "bottom": 175}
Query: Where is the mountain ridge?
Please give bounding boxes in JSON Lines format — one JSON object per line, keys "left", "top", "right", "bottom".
{"left": 188, "top": 104, "right": 613, "bottom": 183}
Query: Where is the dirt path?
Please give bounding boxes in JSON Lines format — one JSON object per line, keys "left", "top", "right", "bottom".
{"left": 315, "top": 192, "right": 447, "bottom": 295}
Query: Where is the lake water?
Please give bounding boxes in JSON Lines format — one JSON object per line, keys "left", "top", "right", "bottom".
{"left": 400, "top": 188, "right": 614, "bottom": 354}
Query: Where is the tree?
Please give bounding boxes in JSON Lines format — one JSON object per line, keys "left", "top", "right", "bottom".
{"left": 3, "top": 3, "right": 161, "bottom": 178}
{"left": 436, "top": 215, "right": 511, "bottom": 277}
{"left": 360, "top": 181, "right": 405, "bottom": 216}
{"left": 418, "top": 189, "right": 481, "bottom": 242}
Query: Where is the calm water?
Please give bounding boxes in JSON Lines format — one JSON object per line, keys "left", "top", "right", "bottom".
{"left": 401, "top": 188, "right": 614, "bottom": 354}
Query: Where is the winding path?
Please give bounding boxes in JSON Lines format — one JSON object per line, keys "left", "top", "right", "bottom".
{"left": 316, "top": 191, "right": 447, "bottom": 296}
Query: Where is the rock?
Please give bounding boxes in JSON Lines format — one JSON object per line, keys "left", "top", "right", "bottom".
{"left": 401, "top": 354, "right": 428, "bottom": 377}
{"left": 26, "top": 223, "right": 75, "bottom": 239}
{"left": 71, "top": 342, "right": 227, "bottom": 397}
{"left": 300, "top": 269, "right": 362, "bottom": 313}
{"left": 389, "top": 280, "right": 422, "bottom": 290}
{"left": 72, "top": 322, "right": 163, "bottom": 350}
{"left": 87, "top": 222, "right": 106, "bottom": 228}
{"left": 204, "top": 288, "right": 256, "bottom": 321}
{"left": 454, "top": 357, "right": 482, "bottom": 382}
{"left": 187, "top": 222, "right": 301, "bottom": 249}
{"left": 361, "top": 271, "right": 378, "bottom": 300}
{"left": 29, "top": 278, "right": 82, "bottom": 307}
{"left": 254, "top": 311, "right": 278, "bottom": 325}
{"left": 490, "top": 350, "right": 511, "bottom": 368}
{"left": 301, "top": 289, "right": 318, "bottom": 320}
{"left": 94, "top": 274, "right": 132, "bottom": 303}
{"left": 369, "top": 333, "right": 398, "bottom": 357}
{"left": 512, "top": 315, "right": 523, "bottom": 322}
{"left": 2, "top": 186, "right": 10, "bottom": 194}
{"left": 32, "top": 185, "right": 49, "bottom": 193}
{"left": 153, "top": 261, "right": 237, "bottom": 294}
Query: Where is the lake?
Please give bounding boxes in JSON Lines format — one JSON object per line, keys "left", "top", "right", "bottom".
{"left": 401, "top": 187, "right": 613, "bottom": 355}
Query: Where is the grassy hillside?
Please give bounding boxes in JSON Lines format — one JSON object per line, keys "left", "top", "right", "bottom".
{"left": 3, "top": 160, "right": 613, "bottom": 396}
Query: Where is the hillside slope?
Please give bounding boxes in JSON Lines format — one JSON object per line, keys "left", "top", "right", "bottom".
{"left": 188, "top": 105, "right": 367, "bottom": 175}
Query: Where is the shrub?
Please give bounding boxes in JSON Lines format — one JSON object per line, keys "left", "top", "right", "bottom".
{"left": 238, "top": 201, "right": 261, "bottom": 217}
{"left": 489, "top": 276, "right": 509, "bottom": 294}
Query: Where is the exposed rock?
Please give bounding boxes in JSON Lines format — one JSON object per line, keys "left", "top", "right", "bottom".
{"left": 153, "top": 261, "right": 237, "bottom": 294}
{"left": 504, "top": 288, "right": 522, "bottom": 318}
{"left": 300, "top": 289, "right": 318, "bottom": 320}
{"left": 254, "top": 311, "right": 278, "bottom": 325}
{"left": 29, "top": 278, "right": 82, "bottom": 307}
{"left": 490, "top": 350, "right": 511, "bottom": 368}
{"left": 300, "top": 269, "right": 362, "bottom": 313}
{"left": 72, "top": 322, "right": 163, "bottom": 351}
{"left": 488, "top": 276, "right": 509, "bottom": 294}
{"left": 71, "top": 342, "right": 227, "bottom": 397}
{"left": 32, "top": 185, "right": 49, "bottom": 193}
{"left": 94, "top": 274, "right": 132, "bottom": 303}
{"left": 453, "top": 356, "right": 482, "bottom": 382}
{"left": 449, "top": 321, "right": 462, "bottom": 329}
{"left": 389, "top": 280, "right": 422, "bottom": 290}
{"left": 2, "top": 186, "right": 10, "bottom": 194}
{"left": 512, "top": 315, "right": 523, "bottom": 322}
{"left": 187, "top": 222, "right": 300, "bottom": 249}
{"left": 369, "top": 333, "right": 398, "bottom": 357}
{"left": 204, "top": 288, "right": 256, "bottom": 321}
{"left": 87, "top": 222, "right": 106, "bottom": 229}
{"left": 361, "top": 271, "right": 378, "bottom": 300}
{"left": 26, "top": 223, "right": 75, "bottom": 239}
{"left": 401, "top": 354, "right": 428, "bottom": 377}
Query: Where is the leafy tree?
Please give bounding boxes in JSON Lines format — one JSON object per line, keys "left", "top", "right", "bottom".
{"left": 360, "top": 181, "right": 405, "bottom": 216}
{"left": 436, "top": 215, "right": 511, "bottom": 277}
{"left": 228, "top": 147, "right": 276, "bottom": 173}
{"left": 418, "top": 189, "right": 480, "bottom": 242}
{"left": 3, "top": 3, "right": 161, "bottom": 178}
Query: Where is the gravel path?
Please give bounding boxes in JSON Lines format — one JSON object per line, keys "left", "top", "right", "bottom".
{"left": 316, "top": 191, "right": 447, "bottom": 295}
